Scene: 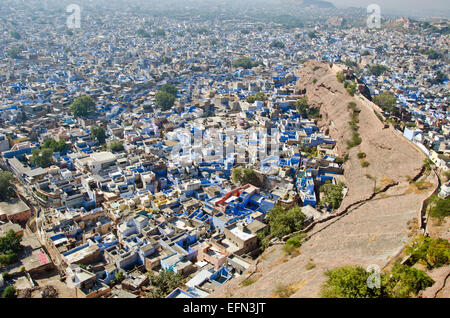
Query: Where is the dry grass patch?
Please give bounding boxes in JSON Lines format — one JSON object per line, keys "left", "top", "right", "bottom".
{"left": 272, "top": 283, "right": 297, "bottom": 298}
{"left": 406, "top": 218, "right": 419, "bottom": 237}
{"left": 379, "top": 176, "right": 395, "bottom": 187}
{"left": 271, "top": 277, "right": 316, "bottom": 298}
{"left": 240, "top": 274, "right": 261, "bottom": 287}
{"left": 276, "top": 255, "right": 289, "bottom": 265}
{"left": 403, "top": 186, "right": 415, "bottom": 195}
{"left": 283, "top": 245, "right": 301, "bottom": 258}
{"left": 305, "top": 262, "right": 316, "bottom": 270}
{"left": 404, "top": 179, "right": 433, "bottom": 195}
{"left": 412, "top": 180, "right": 434, "bottom": 193}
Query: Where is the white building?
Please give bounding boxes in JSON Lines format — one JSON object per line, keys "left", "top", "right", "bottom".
{"left": 87, "top": 152, "right": 117, "bottom": 174}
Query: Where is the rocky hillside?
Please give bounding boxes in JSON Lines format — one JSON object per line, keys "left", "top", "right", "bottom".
{"left": 210, "top": 61, "right": 439, "bottom": 298}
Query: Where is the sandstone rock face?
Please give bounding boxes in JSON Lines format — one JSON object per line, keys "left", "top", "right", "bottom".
{"left": 420, "top": 266, "right": 450, "bottom": 298}
{"left": 210, "top": 61, "right": 439, "bottom": 298}
{"left": 297, "top": 60, "right": 430, "bottom": 210}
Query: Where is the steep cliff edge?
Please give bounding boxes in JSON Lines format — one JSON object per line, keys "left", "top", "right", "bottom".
{"left": 297, "top": 60, "right": 430, "bottom": 210}
{"left": 210, "top": 61, "right": 438, "bottom": 298}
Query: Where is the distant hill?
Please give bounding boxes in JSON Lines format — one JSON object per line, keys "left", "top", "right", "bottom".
{"left": 279, "top": 0, "right": 335, "bottom": 9}
{"left": 301, "top": 0, "right": 335, "bottom": 8}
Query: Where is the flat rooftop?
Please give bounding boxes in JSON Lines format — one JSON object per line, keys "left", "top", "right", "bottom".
{"left": 0, "top": 199, "right": 30, "bottom": 216}
{"left": 90, "top": 151, "right": 116, "bottom": 162}
{"left": 228, "top": 226, "right": 256, "bottom": 242}
{"left": 0, "top": 221, "right": 22, "bottom": 235}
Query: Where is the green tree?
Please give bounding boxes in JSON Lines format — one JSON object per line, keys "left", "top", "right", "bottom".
{"left": 385, "top": 263, "right": 434, "bottom": 298}
{"left": 10, "top": 30, "right": 21, "bottom": 40}
{"left": 31, "top": 148, "right": 54, "bottom": 168}
{"left": 232, "top": 168, "right": 241, "bottom": 184}
{"left": 69, "top": 96, "right": 96, "bottom": 117}
{"left": 300, "top": 144, "right": 318, "bottom": 158}
{"left": 2, "top": 272, "right": 12, "bottom": 280}
{"left": 296, "top": 96, "right": 320, "bottom": 119}
{"left": 160, "top": 56, "right": 172, "bottom": 64}
{"left": 266, "top": 205, "right": 306, "bottom": 239}
{"left": 0, "top": 171, "right": 14, "bottom": 201}
{"left": 137, "top": 28, "right": 150, "bottom": 38}
{"left": 42, "top": 138, "right": 69, "bottom": 153}
{"left": 257, "top": 228, "right": 271, "bottom": 252}
{"left": 8, "top": 47, "right": 21, "bottom": 59}
{"left": 152, "top": 29, "right": 166, "bottom": 37}
{"left": 155, "top": 91, "right": 176, "bottom": 111}
{"left": 109, "top": 141, "right": 124, "bottom": 152}
{"left": 270, "top": 40, "right": 285, "bottom": 49}
{"left": 430, "top": 71, "right": 447, "bottom": 85}
{"left": 1, "top": 286, "right": 16, "bottom": 298}
{"left": 373, "top": 92, "right": 399, "bottom": 117}
{"left": 344, "top": 81, "right": 357, "bottom": 96}
{"left": 308, "top": 31, "right": 317, "bottom": 39}
{"left": 19, "top": 111, "right": 27, "bottom": 123}
{"left": 320, "top": 265, "right": 389, "bottom": 298}
{"left": 0, "top": 230, "right": 22, "bottom": 267}
{"left": 114, "top": 270, "right": 125, "bottom": 284}
{"left": 420, "top": 48, "right": 443, "bottom": 60}
{"left": 320, "top": 182, "right": 345, "bottom": 210}
{"left": 232, "top": 168, "right": 261, "bottom": 187}
{"left": 91, "top": 126, "right": 107, "bottom": 145}
{"left": 296, "top": 96, "right": 309, "bottom": 117}
{"left": 343, "top": 59, "right": 358, "bottom": 68}
{"left": 147, "top": 270, "right": 184, "bottom": 298}
{"left": 232, "top": 57, "right": 262, "bottom": 69}
{"left": 160, "top": 84, "right": 178, "bottom": 97}
{"left": 406, "top": 235, "right": 431, "bottom": 263}
{"left": 405, "top": 236, "right": 450, "bottom": 269}
{"left": 242, "top": 169, "right": 260, "bottom": 187}
{"left": 246, "top": 92, "right": 266, "bottom": 104}
{"left": 285, "top": 237, "right": 302, "bottom": 248}
{"left": 426, "top": 238, "right": 450, "bottom": 268}
{"left": 368, "top": 65, "right": 388, "bottom": 76}
{"left": 336, "top": 71, "right": 345, "bottom": 83}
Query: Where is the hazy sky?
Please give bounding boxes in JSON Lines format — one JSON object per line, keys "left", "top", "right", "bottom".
{"left": 329, "top": 0, "right": 450, "bottom": 17}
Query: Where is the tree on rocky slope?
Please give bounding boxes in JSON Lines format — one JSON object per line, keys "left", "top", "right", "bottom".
{"left": 266, "top": 205, "right": 306, "bottom": 239}
{"left": 320, "top": 263, "right": 434, "bottom": 298}
{"left": 0, "top": 171, "right": 15, "bottom": 201}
